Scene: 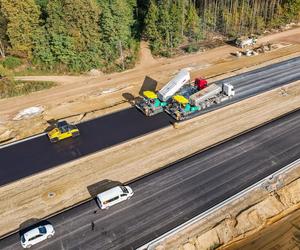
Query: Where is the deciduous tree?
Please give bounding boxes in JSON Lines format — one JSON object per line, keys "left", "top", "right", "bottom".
{"left": 0, "top": 0, "right": 42, "bottom": 57}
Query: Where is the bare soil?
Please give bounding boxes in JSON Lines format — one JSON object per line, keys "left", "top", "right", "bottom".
{"left": 225, "top": 208, "right": 300, "bottom": 250}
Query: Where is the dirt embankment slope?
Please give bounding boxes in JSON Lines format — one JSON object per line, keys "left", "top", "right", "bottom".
{"left": 1, "top": 79, "right": 300, "bottom": 238}
{"left": 226, "top": 207, "right": 300, "bottom": 250}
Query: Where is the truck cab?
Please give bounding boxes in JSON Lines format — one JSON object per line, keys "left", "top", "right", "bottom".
{"left": 195, "top": 77, "right": 208, "bottom": 90}
{"left": 222, "top": 83, "right": 235, "bottom": 97}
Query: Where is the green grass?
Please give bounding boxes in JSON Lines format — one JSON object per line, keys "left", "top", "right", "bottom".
{"left": 13, "top": 67, "right": 61, "bottom": 76}
{"left": 1, "top": 56, "right": 22, "bottom": 70}
{"left": 0, "top": 78, "right": 56, "bottom": 98}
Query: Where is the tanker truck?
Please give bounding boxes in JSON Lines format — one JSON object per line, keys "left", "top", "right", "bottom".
{"left": 165, "top": 82, "right": 235, "bottom": 120}
{"left": 135, "top": 69, "right": 191, "bottom": 116}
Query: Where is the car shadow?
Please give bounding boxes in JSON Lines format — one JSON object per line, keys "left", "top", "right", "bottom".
{"left": 19, "top": 219, "right": 52, "bottom": 237}
{"left": 87, "top": 179, "right": 122, "bottom": 199}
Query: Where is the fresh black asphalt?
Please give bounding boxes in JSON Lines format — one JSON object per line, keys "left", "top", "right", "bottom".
{"left": 0, "top": 57, "right": 300, "bottom": 187}
{"left": 1, "top": 103, "right": 300, "bottom": 250}
{"left": 0, "top": 109, "right": 171, "bottom": 186}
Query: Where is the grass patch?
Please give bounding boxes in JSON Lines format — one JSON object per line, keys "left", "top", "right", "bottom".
{"left": 1, "top": 56, "right": 22, "bottom": 70}
{"left": 0, "top": 78, "right": 56, "bottom": 98}
{"left": 13, "top": 67, "right": 61, "bottom": 76}
{"left": 184, "top": 43, "right": 201, "bottom": 53}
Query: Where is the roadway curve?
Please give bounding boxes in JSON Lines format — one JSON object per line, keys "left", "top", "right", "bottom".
{"left": 1, "top": 108, "right": 300, "bottom": 250}
{"left": 0, "top": 57, "right": 300, "bottom": 187}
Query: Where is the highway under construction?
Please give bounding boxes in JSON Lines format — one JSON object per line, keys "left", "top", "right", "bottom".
{"left": 1, "top": 103, "right": 300, "bottom": 250}
{"left": 0, "top": 56, "right": 300, "bottom": 187}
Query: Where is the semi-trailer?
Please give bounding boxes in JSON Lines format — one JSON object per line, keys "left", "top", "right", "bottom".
{"left": 135, "top": 69, "right": 191, "bottom": 116}
{"left": 135, "top": 68, "right": 228, "bottom": 120}
{"left": 165, "top": 83, "right": 235, "bottom": 120}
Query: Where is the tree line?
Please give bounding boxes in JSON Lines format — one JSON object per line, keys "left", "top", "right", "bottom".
{"left": 0, "top": 0, "right": 137, "bottom": 72}
{"left": 0, "top": 0, "right": 299, "bottom": 73}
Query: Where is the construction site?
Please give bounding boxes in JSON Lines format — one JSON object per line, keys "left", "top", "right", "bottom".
{"left": 0, "top": 25, "right": 300, "bottom": 250}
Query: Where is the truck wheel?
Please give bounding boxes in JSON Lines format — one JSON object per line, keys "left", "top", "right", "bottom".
{"left": 72, "top": 131, "right": 80, "bottom": 137}
{"left": 26, "top": 245, "right": 32, "bottom": 249}
{"left": 47, "top": 234, "right": 52, "bottom": 239}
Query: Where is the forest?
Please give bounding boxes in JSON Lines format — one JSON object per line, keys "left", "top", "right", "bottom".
{"left": 0, "top": 0, "right": 300, "bottom": 73}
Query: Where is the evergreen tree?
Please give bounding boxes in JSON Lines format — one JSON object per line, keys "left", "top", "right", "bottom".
{"left": 282, "top": 0, "right": 300, "bottom": 22}
{"left": 169, "top": 1, "right": 183, "bottom": 47}
{"left": 1, "top": 0, "right": 300, "bottom": 70}
{"left": 144, "top": 0, "right": 159, "bottom": 42}
{"left": 63, "top": 0, "right": 102, "bottom": 71}
{"left": 157, "top": 1, "right": 172, "bottom": 49}
{"left": 0, "top": 0, "right": 42, "bottom": 57}
{"left": 44, "top": 0, "right": 102, "bottom": 71}
{"left": 0, "top": 8, "right": 7, "bottom": 57}
{"left": 99, "top": 1, "right": 117, "bottom": 62}
{"left": 185, "top": 3, "right": 202, "bottom": 41}
{"left": 99, "top": 0, "right": 135, "bottom": 69}
{"left": 145, "top": 1, "right": 184, "bottom": 55}
{"left": 63, "top": 0, "right": 101, "bottom": 51}
{"left": 44, "top": 0, "right": 74, "bottom": 69}
{"left": 144, "top": 0, "right": 161, "bottom": 53}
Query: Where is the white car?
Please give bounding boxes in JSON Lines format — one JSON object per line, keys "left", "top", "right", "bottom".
{"left": 20, "top": 224, "right": 55, "bottom": 248}
{"left": 97, "top": 185, "right": 134, "bottom": 209}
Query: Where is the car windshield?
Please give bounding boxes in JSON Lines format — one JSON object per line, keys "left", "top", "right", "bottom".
{"left": 60, "top": 125, "right": 69, "bottom": 133}
{"left": 38, "top": 226, "right": 47, "bottom": 234}
{"left": 57, "top": 121, "right": 68, "bottom": 127}
{"left": 121, "top": 186, "right": 129, "bottom": 193}
{"left": 21, "top": 235, "right": 26, "bottom": 243}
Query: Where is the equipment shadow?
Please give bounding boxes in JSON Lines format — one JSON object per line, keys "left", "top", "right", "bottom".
{"left": 87, "top": 179, "right": 122, "bottom": 198}
{"left": 122, "top": 75, "right": 158, "bottom": 106}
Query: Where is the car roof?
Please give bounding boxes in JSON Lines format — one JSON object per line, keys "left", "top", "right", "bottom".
{"left": 97, "top": 186, "right": 123, "bottom": 201}
{"left": 23, "top": 227, "right": 41, "bottom": 240}
{"left": 23, "top": 224, "right": 51, "bottom": 240}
